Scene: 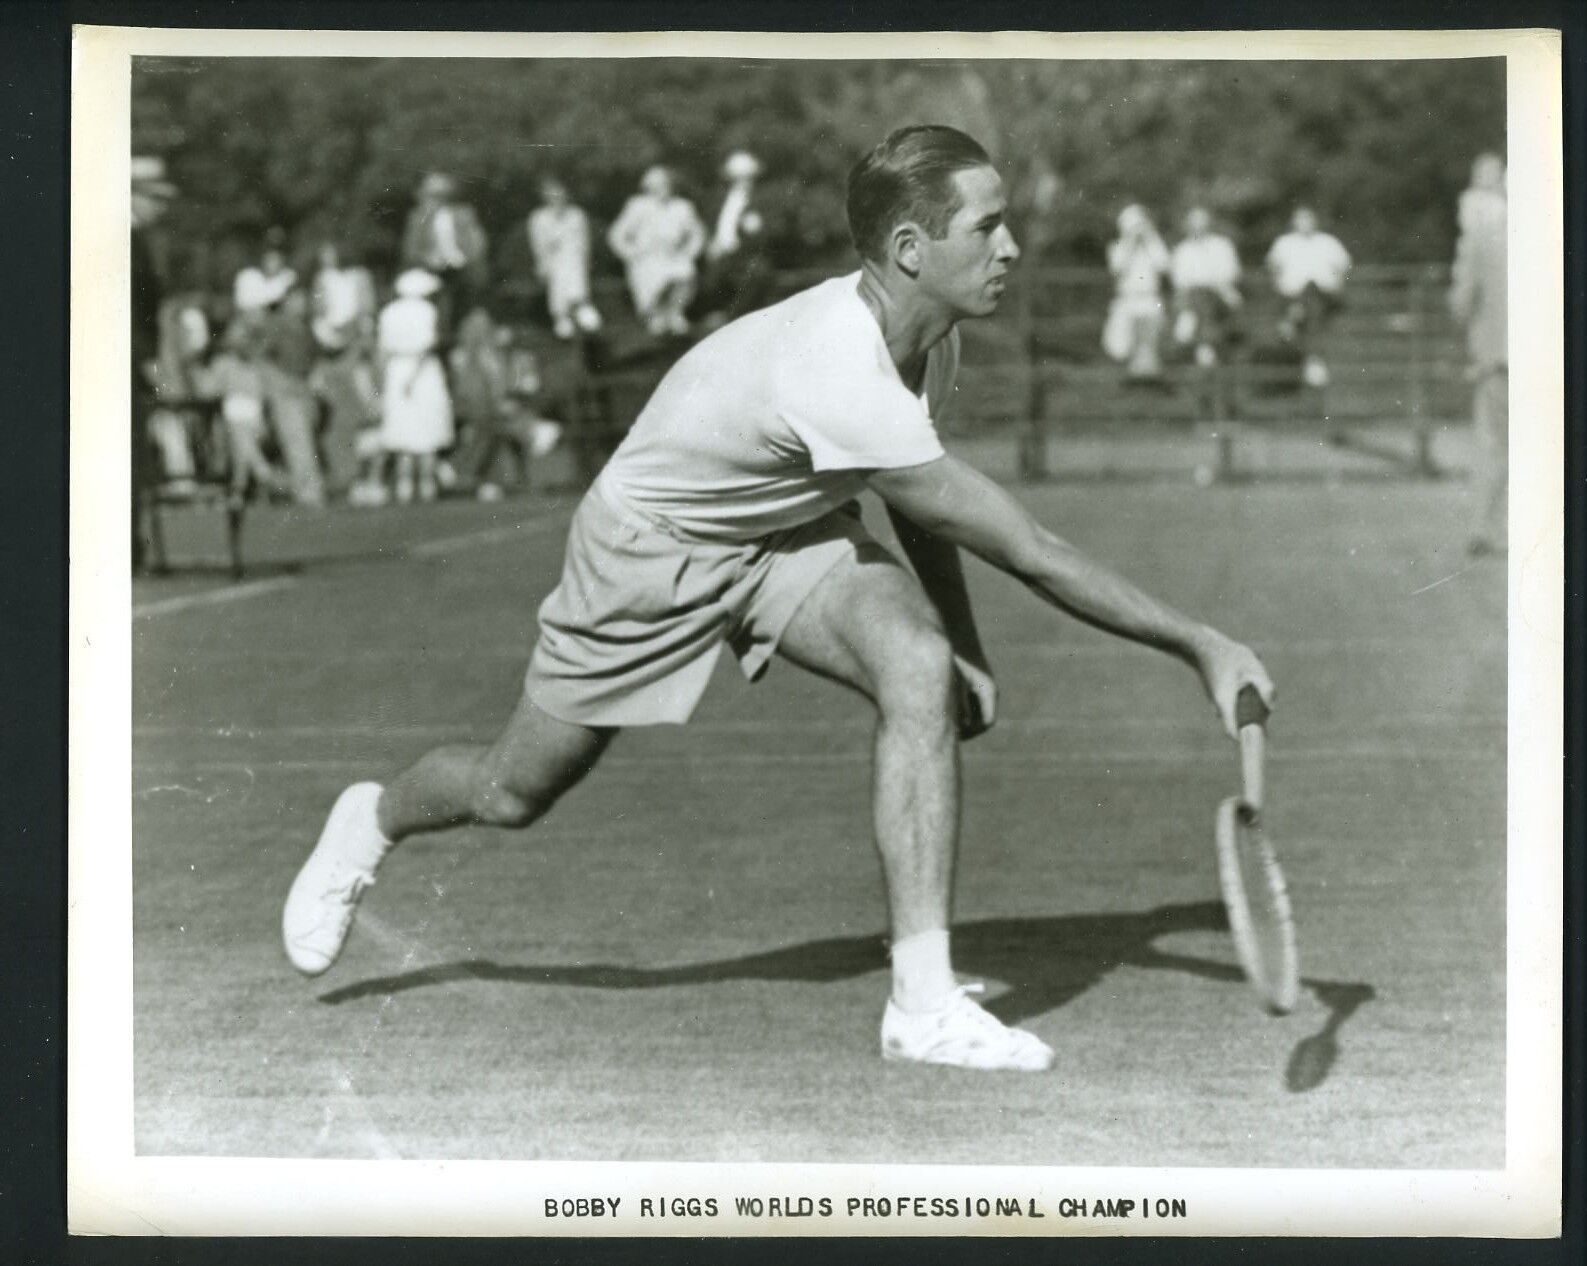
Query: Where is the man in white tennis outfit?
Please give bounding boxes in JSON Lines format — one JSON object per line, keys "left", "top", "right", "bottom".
{"left": 285, "top": 127, "right": 1275, "bottom": 1072}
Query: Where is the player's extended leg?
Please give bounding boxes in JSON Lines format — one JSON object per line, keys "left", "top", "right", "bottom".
{"left": 775, "top": 544, "right": 1054, "bottom": 1071}
{"left": 283, "top": 693, "right": 612, "bottom": 975}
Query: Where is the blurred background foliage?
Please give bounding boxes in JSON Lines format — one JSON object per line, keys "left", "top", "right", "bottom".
{"left": 132, "top": 56, "right": 1504, "bottom": 288}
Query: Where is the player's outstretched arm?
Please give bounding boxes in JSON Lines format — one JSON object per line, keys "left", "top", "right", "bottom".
{"left": 867, "top": 456, "right": 1275, "bottom": 737}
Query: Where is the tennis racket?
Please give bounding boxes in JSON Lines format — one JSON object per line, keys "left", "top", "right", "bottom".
{"left": 1215, "top": 684, "right": 1299, "bottom": 1015}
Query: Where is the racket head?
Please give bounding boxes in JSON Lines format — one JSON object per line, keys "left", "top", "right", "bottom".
{"left": 1215, "top": 795, "right": 1300, "bottom": 1015}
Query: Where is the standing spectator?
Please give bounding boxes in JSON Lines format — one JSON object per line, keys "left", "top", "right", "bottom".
{"left": 1169, "top": 206, "right": 1243, "bottom": 367}
{"left": 527, "top": 176, "right": 602, "bottom": 339}
{"left": 377, "top": 269, "right": 454, "bottom": 503}
{"left": 146, "top": 291, "right": 216, "bottom": 497}
{"left": 1266, "top": 206, "right": 1352, "bottom": 388}
{"left": 259, "top": 288, "right": 326, "bottom": 507}
{"left": 697, "top": 149, "right": 774, "bottom": 329}
{"left": 1450, "top": 153, "right": 1508, "bottom": 558}
{"left": 309, "top": 243, "right": 380, "bottom": 497}
{"left": 1103, "top": 204, "right": 1171, "bottom": 384}
{"left": 132, "top": 156, "right": 176, "bottom": 570}
{"left": 232, "top": 226, "right": 298, "bottom": 322}
{"left": 401, "top": 172, "right": 489, "bottom": 339}
{"left": 607, "top": 165, "right": 706, "bottom": 336}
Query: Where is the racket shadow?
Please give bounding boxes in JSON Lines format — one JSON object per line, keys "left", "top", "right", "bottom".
{"left": 316, "top": 899, "right": 1375, "bottom": 1090}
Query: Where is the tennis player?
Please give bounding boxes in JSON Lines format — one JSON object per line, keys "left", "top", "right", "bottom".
{"left": 284, "top": 126, "right": 1275, "bottom": 1072}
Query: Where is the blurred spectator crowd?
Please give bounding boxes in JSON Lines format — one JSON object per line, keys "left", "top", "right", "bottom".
{"left": 131, "top": 150, "right": 773, "bottom": 535}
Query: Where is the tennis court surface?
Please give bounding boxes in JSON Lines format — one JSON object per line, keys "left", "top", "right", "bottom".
{"left": 131, "top": 455, "right": 1505, "bottom": 1167}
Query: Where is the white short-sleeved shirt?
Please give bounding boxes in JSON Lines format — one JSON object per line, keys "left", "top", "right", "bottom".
{"left": 1266, "top": 231, "right": 1352, "bottom": 297}
{"left": 599, "top": 272, "right": 955, "bottom": 542}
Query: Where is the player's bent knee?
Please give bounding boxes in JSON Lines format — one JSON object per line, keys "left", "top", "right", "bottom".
{"left": 875, "top": 625, "right": 957, "bottom": 723}
{"left": 471, "top": 780, "right": 542, "bottom": 830}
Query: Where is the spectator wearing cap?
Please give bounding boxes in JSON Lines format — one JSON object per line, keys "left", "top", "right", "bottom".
{"left": 1450, "top": 153, "right": 1508, "bottom": 557}
{"left": 377, "top": 268, "right": 454, "bottom": 504}
{"left": 232, "top": 227, "right": 299, "bottom": 320}
{"left": 698, "top": 149, "right": 775, "bottom": 328}
{"left": 528, "top": 176, "right": 602, "bottom": 340}
{"left": 607, "top": 165, "right": 706, "bottom": 337}
{"left": 401, "top": 172, "right": 489, "bottom": 338}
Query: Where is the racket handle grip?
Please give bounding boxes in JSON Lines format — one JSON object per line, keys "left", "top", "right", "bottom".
{"left": 1236, "top": 684, "right": 1270, "bottom": 730}
{"left": 1237, "top": 685, "right": 1266, "bottom": 811}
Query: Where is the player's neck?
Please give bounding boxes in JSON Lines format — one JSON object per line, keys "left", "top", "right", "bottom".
{"left": 856, "top": 266, "right": 955, "bottom": 388}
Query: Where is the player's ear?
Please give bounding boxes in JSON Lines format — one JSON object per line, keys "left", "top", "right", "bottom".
{"left": 891, "top": 221, "right": 923, "bottom": 278}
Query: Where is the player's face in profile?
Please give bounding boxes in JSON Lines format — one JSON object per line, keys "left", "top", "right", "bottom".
{"left": 919, "top": 165, "right": 1020, "bottom": 318}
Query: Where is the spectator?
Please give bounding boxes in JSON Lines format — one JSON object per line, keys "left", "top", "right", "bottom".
{"left": 1449, "top": 153, "right": 1508, "bottom": 558}
{"left": 449, "top": 309, "right": 562, "bottom": 501}
{"left": 607, "top": 165, "right": 706, "bottom": 336}
{"left": 232, "top": 226, "right": 298, "bottom": 320}
{"left": 309, "top": 243, "right": 380, "bottom": 497}
{"left": 697, "top": 149, "right": 774, "bottom": 329}
{"left": 1170, "top": 206, "right": 1243, "bottom": 367}
{"left": 527, "top": 176, "right": 602, "bottom": 339}
{"left": 377, "top": 269, "right": 454, "bottom": 504}
{"left": 401, "top": 172, "right": 488, "bottom": 339}
{"left": 310, "top": 242, "right": 378, "bottom": 354}
{"left": 259, "top": 288, "right": 327, "bottom": 507}
{"left": 1266, "top": 206, "right": 1352, "bottom": 388}
{"left": 131, "top": 154, "right": 175, "bottom": 571}
{"left": 200, "top": 321, "right": 287, "bottom": 505}
{"left": 1103, "top": 204, "right": 1171, "bottom": 384}
{"left": 146, "top": 291, "right": 216, "bottom": 497}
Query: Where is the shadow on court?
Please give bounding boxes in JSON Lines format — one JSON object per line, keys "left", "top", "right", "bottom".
{"left": 318, "top": 900, "right": 1374, "bottom": 1091}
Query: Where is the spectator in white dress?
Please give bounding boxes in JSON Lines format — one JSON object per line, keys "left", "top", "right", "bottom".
{"left": 528, "top": 177, "right": 602, "bottom": 339}
{"left": 607, "top": 165, "right": 706, "bottom": 336}
{"left": 377, "top": 269, "right": 454, "bottom": 504}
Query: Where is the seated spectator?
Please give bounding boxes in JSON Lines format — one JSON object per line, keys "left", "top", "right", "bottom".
{"left": 197, "top": 322, "right": 288, "bottom": 505}
{"left": 1169, "top": 206, "right": 1243, "bottom": 367}
{"left": 232, "top": 227, "right": 298, "bottom": 320}
{"left": 449, "top": 309, "right": 562, "bottom": 501}
{"left": 528, "top": 177, "right": 602, "bottom": 339}
{"left": 608, "top": 165, "right": 706, "bottom": 337}
{"left": 1103, "top": 204, "right": 1171, "bottom": 384}
{"left": 1266, "top": 207, "right": 1352, "bottom": 388}
{"left": 310, "top": 242, "right": 378, "bottom": 354}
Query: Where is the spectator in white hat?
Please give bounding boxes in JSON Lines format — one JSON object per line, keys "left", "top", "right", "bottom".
{"left": 699, "top": 149, "right": 774, "bottom": 328}
{"left": 376, "top": 269, "right": 454, "bottom": 504}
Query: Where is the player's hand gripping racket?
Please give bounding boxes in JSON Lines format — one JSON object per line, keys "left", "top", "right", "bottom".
{"left": 1215, "top": 684, "right": 1299, "bottom": 1015}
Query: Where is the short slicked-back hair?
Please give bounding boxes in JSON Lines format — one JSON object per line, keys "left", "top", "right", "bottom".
{"left": 846, "top": 125, "right": 993, "bottom": 263}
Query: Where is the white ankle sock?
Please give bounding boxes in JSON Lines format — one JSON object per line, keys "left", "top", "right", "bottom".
{"left": 890, "top": 929, "right": 957, "bottom": 1012}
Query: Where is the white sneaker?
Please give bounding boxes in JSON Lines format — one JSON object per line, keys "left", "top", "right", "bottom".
{"left": 283, "top": 783, "right": 386, "bottom": 975}
{"left": 881, "top": 983, "right": 1055, "bottom": 1072}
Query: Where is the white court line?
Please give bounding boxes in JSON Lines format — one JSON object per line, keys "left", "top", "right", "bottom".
{"left": 132, "top": 577, "right": 298, "bottom": 621}
{"left": 132, "top": 509, "right": 572, "bottom": 620}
